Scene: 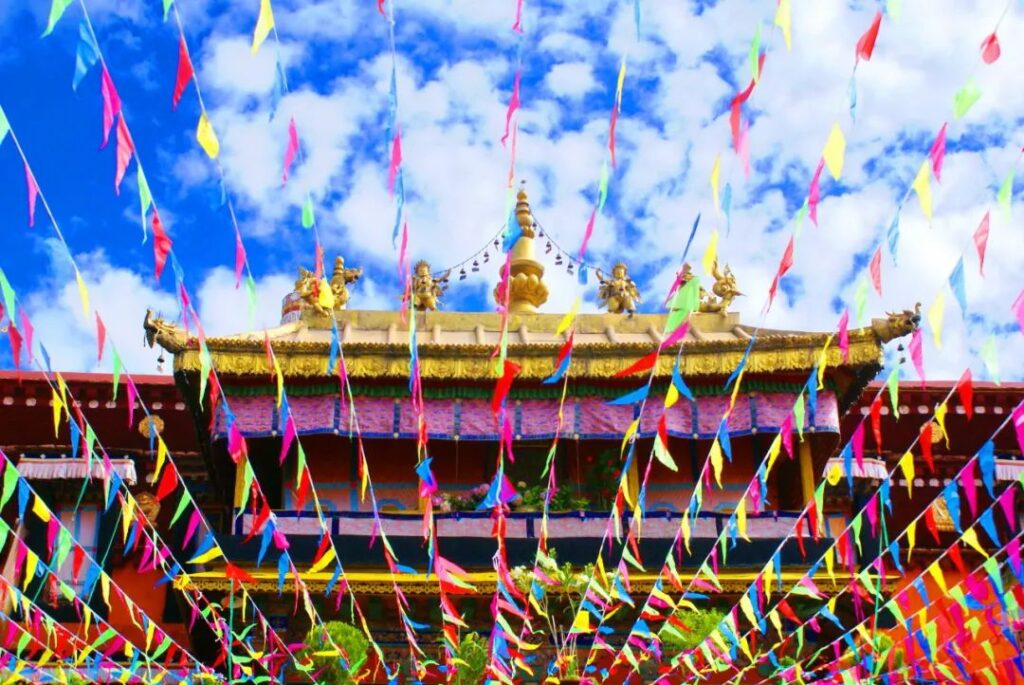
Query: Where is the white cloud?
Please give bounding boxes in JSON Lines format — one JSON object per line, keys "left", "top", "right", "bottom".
{"left": 544, "top": 63, "right": 598, "bottom": 99}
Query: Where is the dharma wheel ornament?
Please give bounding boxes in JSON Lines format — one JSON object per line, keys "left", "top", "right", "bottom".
{"left": 597, "top": 262, "right": 641, "bottom": 315}
{"left": 411, "top": 260, "right": 450, "bottom": 311}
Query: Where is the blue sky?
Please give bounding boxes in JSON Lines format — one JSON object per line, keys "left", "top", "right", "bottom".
{"left": 0, "top": 0, "right": 1021, "bottom": 381}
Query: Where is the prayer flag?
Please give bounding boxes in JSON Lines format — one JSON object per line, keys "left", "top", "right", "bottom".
{"left": 710, "top": 155, "right": 721, "bottom": 213}
{"left": 72, "top": 21, "right": 99, "bottom": 90}
{"left": 702, "top": 230, "right": 718, "bottom": 275}
{"left": 822, "top": 123, "right": 845, "bottom": 180}
{"left": 973, "top": 211, "right": 990, "bottom": 275}
{"left": 100, "top": 67, "right": 120, "bottom": 148}
{"left": 172, "top": 35, "right": 194, "bottom": 110}
{"left": 501, "top": 70, "right": 521, "bottom": 147}
{"left": 953, "top": 80, "right": 981, "bottom": 119}
{"left": 282, "top": 118, "right": 299, "bottom": 184}
{"left": 252, "top": 0, "right": 275, "bottom": 54}
{"left": 911, "top": 161, "right": 932, "bottom": 220}
{"left": 927, "top": 292, "right": 944, "bottom": 348}
{"left": 151, "top": 210, "right": 172, "bottom": 281}
{"left": 196, "top": 113, "right": 219, "bottom": 158}
{"left": 855, "top": 12, "right": 883, "bottom": 62}
{"left": 980, "top": 32, "right": 1001, "bottom": 64}
{"left": 24, "top": 164, "right": 38, "bottom": 228}
{"left": 774, "top": 0, "right": 792, "bottom": 51}
{"left": 42, "top": 0, "right": 74, "bottom": 37}
{"left": 998, "top": 170, "right": 1014, "bottom": 217}
{"left": 1013, "top": 288, "right": 1024, "bottom": 334}
{"left": 908, "top": 328, "right": 924, "bottom": 385}
{"left": 114, "top": 117, "right": 134, "bottom": 193}
{"left": 929, "top": 122, "right": 947, "bottom": 181}
{"left": 869, "top": 245, "right": 882, "bottom": 295}
{"left": 949, "top": 257, "right": 967, "bottom": 315}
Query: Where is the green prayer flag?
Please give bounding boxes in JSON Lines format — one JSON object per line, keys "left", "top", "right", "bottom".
{"left": 16, "top": 632, "right": 30, "bottom": 657}
{"left": 793, "top": 200, "right": 809, "bottom": 238}
{"left": 597, "top": 161, "right": 609, "bottom": 213}
{"left": 111, "top": 349, "right": 122, "bottom": 400}
{"left": 998, "top": 170, "right": 1014, "bottom": 217}
{"left": 1, "top": 464, "right": 17, "bottom": 509}
{"left": 237, "top": 462, "right": 254, "bottom": 512}
{"left": 0, "top": 106, "right": 9, "bottom": 146}
{"left": 851, "top": 514, "right": 863, "bottom": 554}
{"left": 137, "top": 167, "right": 152, "bottom": 243}
{"left": 245, "top": 274, "right": 257, "bottom": 328}
{"left": 301, "top": 196, "right": 315, "bottom": 229}
{"left": 169, "top": 492, "right": 191, "bottom": 527}
{"left": 795, "top": 625, "right": 804, "bottom": 654}
{"left": 0, "top": 268, "right": 16, "bottom": 322}
{"left": 665, "top": 278, "right": 701, "bottom": 332}
{"left": 162, "top": 0, "right": 173, "bottom": 21}
{"left": 42, "top": 0, "right": 75, "bottom": 37}
{"left": 886, "top": 367, "right": 899, "bottom": 414}
{"left": 980, "top": 335, "right": 1000, "bottom": 384}
{"left": 92, "top": 627, "right": 117, "bottom": 648}
{"left": 85, "top": 424, "right": 96, "bottom": 459}
{"left": 749, "top": 23, "right": 762, "bottom": 82}
{"left": 854, "top": 277, "right": 869, "bottom": 325}
{"left": 953, "top": 80, "right": 982, "bottom": 119}
{"left": 886, "top": 0, "right": 902, "bottom": 19}
{"left": 151, "top": 635, "right": 173, "bottom": 660}
{"left": 983, "top": 556, "right": 1003, "bottom": 595}
{"left": 199, "top": 343, "right": 212, "bottom": 406}
{"left": 793, "top": 393, "right": 805, "bottom": 439}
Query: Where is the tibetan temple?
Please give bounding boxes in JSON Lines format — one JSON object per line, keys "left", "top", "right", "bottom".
{"left": 0, "top": 189, "right": 1020, "bottom": 683}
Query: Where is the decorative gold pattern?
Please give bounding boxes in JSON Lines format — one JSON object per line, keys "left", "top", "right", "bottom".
{"left": 411, "top": 260, "right": 449, "bottom": 311}
{"left": 701, "top": 260, "right": 742, "bottom": 314}
{"left": 596, "top": 263, "right": 641, "bottom": 315}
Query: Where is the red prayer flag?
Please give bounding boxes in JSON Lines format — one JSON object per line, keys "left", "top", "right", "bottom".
{"left": 95, "top": 312, "right": 106, "bottom": 362}
{"left": 100, "top": 67, "right": 121, "bottom": 149}
{"left": 973, "top": 211, "right": 990, "bottom": 276}
{"left": 491, "top": 360, "right": 521, "bottom": 414}
{"left": 172, "top": 35, "right": 194, "bottom": 110}
{"left": 24, "top": 163, "right": 38, "bottom": 228}
{"left": 17, "top": 311, "right": 33, "bottom": 365}
{"left": 924, "top": 505, "right": 939, "bottom": 543}
{"left": 294, "top": 467, "right": 311, "bottom": 512}
{"left": 501, "top": 70, "right": 521, "bottom": 147}
{"left": 869, "top": 395, "right": 882, "bottom": 452}
{"left": 282, "top": 118, "right": 299, "bottom": 185}
{"left": 151, "top": 210, "right": 173, "bottom": 281}
{"left": 929, "top": 122, "right": 947, "bottom": 182}
{"left": 980, "top": 32, "right": 1001, "bottom": 64}
{"left": 614, "top": 352, "right": 658, "bottom": 378}
{"left": 155, "top": 465, "right": 178, "bottom": 501}
{"left": 224, "top": 562, "right": 255, "bottom": 585}
{"left": 855, "top": 11, "right": 883, "bottom": 62}
{"left": 956, "top": 369, "right": 973, "bottom": 420}
{"left": 767, "top": 236, "right": 795, "bottom": 307}
{"left": 920, "top": 423, "right": 934, "bottom": 473}
{"left": 869, "top": 245, "right": 882, "bottom": 296}
{"left": 114, "top": 116, "right": 134, "bottom": 194}
{"left": 7, "top": 325, "right": 22, "bottom": 370}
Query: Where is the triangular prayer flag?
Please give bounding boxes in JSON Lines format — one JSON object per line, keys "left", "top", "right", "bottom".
{"left": 949, "top": 256, "right": 967, "bottom": 315}
{"left": 911, "top": 161, "right": 932, "bottom": 220}
{"left": 251, "top": 0, "right": 275, "bottom": 54}
{"left": 42, "top": 0, "right": 75, "bottom": 37}
{"left": 172, "top": 35, "right": 194, "bottom": 110}
{"left": 774, "top": 0, "right": 792, "bottom": 50}
{"left": 282, "top": 117, "right": 299, "bottom": 185}
{"left": 927, "top": 291, "right": 945, "bottom": 349}
{"left": 822, "top": 123, "right": 846, "bottom": 180}
{"left": 869, "top": 246, "right": 882, "bottom": 296}
{"left": 929, "top": 123, "right": 947, "bottom": 182}
{"left": 980, "top": 32, "right": 1001, "bottom": 64}
{"left": 702, "top": 230, "right": 718, "bottom": 276}
{"left": 953, "top": 80, "right": 981, "bottom": 119}
{"left": 24, "top": 164, "right": 38, "bottom": 228}
{"left": 973, "top": 211, "right": 990, "bottom": 276}
{"left": 710, "top": 155, "right": 721, "bottom": 214}
{"left": 195, "top": 113, "right": 219, "bottom": 159}
{"left": 998, "top": 170, "right": 1014, "bottom": 218}
{"left": 72, "top": 20, "right": 99, "bottom": 90}
{"left": 855, "top": 11, "right": 882, "bottom": 62}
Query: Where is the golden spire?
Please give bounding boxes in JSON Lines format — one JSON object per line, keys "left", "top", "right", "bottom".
{"left": 495, "top": 182, "right": 549, "bottom": 313}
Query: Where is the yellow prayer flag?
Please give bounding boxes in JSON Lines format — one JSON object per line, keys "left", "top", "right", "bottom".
{"left": 766, "top": 434, "right": 782, "bottom": 474}
{"left": 74, "top": 270, "right": 90, "bottom": 319}
{"left": 710, "top": 155, "right": 722, "bottom": 214}
{"left": 100, "top": 573, "right": 110, "bottom": 608}
{"left": 774, "top": 0, "right": 792, "bottom": 50}
{"left": 273, "top": 356, "right": 284, "bottom": 408}
{"left": 31, "top": 494, "right": 51, "bottom": 522}
{"left": 145, "top": 617, "right": 156, "bottom": 651}
{"left": 621, "top": 418, "right": 640, "bottom": 456}
{"left": 768, "top": 609, "right": 783, "bottom": 639}
{"left": 52, "top": 389, "right": 63, "bottom": 438}
{"left": 935, "top": 401, "right": 950, "bottom": 447}
{"left": 822, "top": 123, "right": 846, "bottom": 180}
{"left": 702, "top": 230, "right": 719, "bottom": 276}
{"left": 739, "top": 593, "right": 757, "bottom": 627}
{"left": 252, "top": 0, "right": 275, "bottom": 54}
{"left": 665, "top": 381, "right": 679, "bottom": 409}
{"left": 816, "top": 335, "right": 832, "bottom": 390}
{"left": 23, "top": 552, "right": 38, "bottom": 589}
{"left": 571, "top": 610, "right": 592, "bottom": 634}
{"left": 736, "top": 497, "right": 749, "bottom": 541}
{"left": 556, "top": 297, "right": 580, "bottom": 335}
{"left": 928, "top": 563, "right": 947, "bottom": 594}
{"left": 309, "top": 546, "right": 337, "bottom": 574}
{"left": 907, "top": 519, "right": 916, "bottom": 562}
{"left": 614, "top": 57, "right": 627, "bottom": 105}
{"left": 155, "top": 438, "right": 167, "bottom": 480}
{"left": 824, "top": 545, "right": 835, "bottom": 582}
{"left": 898, "top": 451, "right": 914, "bottom": 497}
{"left": 196, "top": 113, "right": 220, "bottom": 159}
{"left": 960, "top": 527, "right": 988, "bottom": 558}
{"left": 317, "top": 277, "right": 335, "bottom": 310}
{"left": 188, "top": 545, "right": 225, "bottom": 565}
{"left": 680, "top": 510, "right": 692, "bottom": 553}
{"left": 709, "top": 439, "right": 723, "bottom": 487}
{"left": 928, "top": 291, "right": 945, "bottom": 349}
{"left": 912, "top": 161, "right": 933, "bottom": 220}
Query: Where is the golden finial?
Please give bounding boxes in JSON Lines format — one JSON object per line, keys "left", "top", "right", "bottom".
{"left": 494, "top": 180, "right": 548, "bottom": 313}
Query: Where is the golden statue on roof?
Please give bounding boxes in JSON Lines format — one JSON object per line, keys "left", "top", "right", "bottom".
{"left": 701, "top": 260, "right": 743, "bottom": 313}
{"left": 411, "top": 260, "right": 450, "bottom": 311}
{"left": 596, "top": 262, "right": 641, "bottom": 315}
{"left": 330, "top": 256, "right": 362, "bottom": 310}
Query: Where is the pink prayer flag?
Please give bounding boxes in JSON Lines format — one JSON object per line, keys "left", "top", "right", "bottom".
{"left": 114, "top": 116, "right": 134, "bottom": 194}
{"left": 511, "top": 0, "right": 523, "bottom": 33}
{"left": 980, "top": 32, "right": 1001, "bottom": 64}
{"left": 855, "top": 11, "right": 882, "bottom": 62}
{"left": 660, "top": 319, "right": 690, "bottom": 350}
{"left": 837, "top": 308, "right": 850, "bottom": 362}
{"left": 172, "top": 35, "right": 194, "bottom": 110}
{"left": 956, "top": 369, "right": 973, "bottom": 420}
{"left": 962, "top": 460, "right": 978, "bottom": 517}
{"left": 578, "top": 207, "right": 597, "bottom": 261}
{"left": 929, "top": 122, "right": 947, "bottom": 182}
{"left": 7, "top": 324, "right": 22, "bottom": 370}
{"left": 95, "top": 312, "right": 106, "bottom": 362}
{"left": 973, "top": 211, "right": 990, "bottom": 276}
{"left": 999, "top": 487, "right": 1017, "bottom": 530}
{"left": 279, "top": 415, "right": 296, "bottom": 464}
{"left": 869, "top": 245, "right": 882, "bottom": 295}
{"left": 1013, "top": 287, "right": 1024, "bottom": 334}
{"left": 24, "top": 163, "right": 38, "bottom": 227}
{"left": 126, "top": 377, "right": 138, "bottom": 428}
{"left": 1011, "top": 403, "right": 1024, "bottom": 455}
{"left": 17, "top": 310, "right": 33, "bottom": 365}
{"left": 234, "top": 230, "right": 246, "bottom": 288}
{"left": 780, "top": 414, "right": 793, "bottom": 458}
{"left": 501, "top": 70, "right": 521, "bottom": 147}
{"left": 609, "top": 99, "right": 620, "bottom": 167}
{"left": 100, "top": 67, "right": 121, "bottom": 149}
{"left": 281, "top": 118, "right": 299, "bottom": 185}
{"left": 864, "top": 494, "right": 878, "bottom": 534}
{"left": 808, "top": 159, "right": 824, "bottom": 225}
{"left": 387, "top": 129, "right": 402, "bottom": 196}
{"left": 908, "top": 328, "right": 924, "bottom": 385}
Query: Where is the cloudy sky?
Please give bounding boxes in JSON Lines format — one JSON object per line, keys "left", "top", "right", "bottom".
{"left": 0, "top": 0, "right": 1020, "bottom": 382}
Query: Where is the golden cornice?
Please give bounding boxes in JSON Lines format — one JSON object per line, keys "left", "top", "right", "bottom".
{"left": 170, "top": 333, "right": 883, "bottom": 380}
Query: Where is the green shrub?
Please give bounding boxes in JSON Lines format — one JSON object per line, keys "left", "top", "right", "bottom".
{"left": 301, "top": 621, "right": 370, "bottom": 685}
{"left": 452, "top": 632, "right": 488, "bottom": 685}
{"left": 659, "top": 608, "right": 725, "bottom": 652}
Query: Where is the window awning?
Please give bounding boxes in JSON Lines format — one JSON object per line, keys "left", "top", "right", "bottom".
{"left": 16, "top": 457, "right": 137, "bottom": 486}
{"left": 823, "top": 456, "right": 888, "bottom": 481}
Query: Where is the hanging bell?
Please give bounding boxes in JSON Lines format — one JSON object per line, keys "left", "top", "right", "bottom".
{"left": 483, "top": 251, "right": 490, "bottom": 263}
{"left": 554, "top": 253, "right": 563, "bottom": 266}
{"left": 493, "top": 239, "right": 500, "bottom": 249}
{"left": 545, "top": 241, "right": 552, "bottom": 254}
{"left": 537, "top": 228, "right": 544, "bottom": 237}
{"left": 471, "top": 260, "right": 480, "bottom": 272}
{"left": 459, "top": 268, "right": 467, "bottom": 281}
{"left": 567, "top": 263, "right": 574, "bottom": 275}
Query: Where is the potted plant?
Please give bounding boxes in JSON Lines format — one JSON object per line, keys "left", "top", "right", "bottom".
{"left": 451, "top": 632, "right": 488, "bottom": 685}
{"left": 299, "top": 620, "right": 370, "bottom": 685}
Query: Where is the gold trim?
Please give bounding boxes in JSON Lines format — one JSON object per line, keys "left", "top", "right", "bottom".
{"left": 170, "top": 335, "right": 882, "bottom": 380}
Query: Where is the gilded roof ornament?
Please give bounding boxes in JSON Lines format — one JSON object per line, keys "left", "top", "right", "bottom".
{"left": 411, "top": 260, "right": 450, "bottom": 311}
{"left": 289, "top": 255, "right": 363, "bottom": 317}
{"left": 700, "top": 260, "right": 742, "bottom": 314}
{"left": 494, "top": 182, "right": 549, "bottom": 314}
{"left": 596, "top": 262, "right": 641, "bottom": 315}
